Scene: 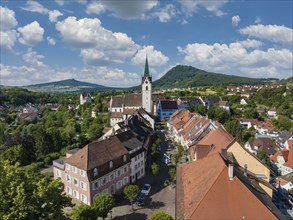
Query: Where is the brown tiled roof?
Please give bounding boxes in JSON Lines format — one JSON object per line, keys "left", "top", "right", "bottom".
{"left": 271, "top": 149, "right": 289, "bottom": 163}
{"left": 111, "top": 95, "right": 124, "bottom": 108}
{"left": 251, "top": 138, "right": 276, "bottom": 155}
{"left": 152, "top": 93, "right": 167, "bottom": 104}
{"left": 19, "top": 112, "right": 38, "bottom": 119}
{"left": 111, "top": 112, "right": 123, "bottom": 118}
{"left": 288, "top": 139, "right": 293, "bottom": 150}
{"left": 123, "top": 108, "right": 137, "bottom": 115}
{"left": 190, "top": 127, "right": 235, "bottom": 160}
{"left": 66, "top": 136, "right": 129, "bottom": 171}
{"left": 176, "top": 153, "right": 283, "bottom": 220}
{"left": 219, "top": 100, "right": 228, "bottom": 106}
{"left": 160, "top": 100, "right": 178, "bottom": 110}
{"left": 173, "top": 111, "right": 197, "bottom": 131}
{"left": 284, "top": 148, "right": 293, "bottom": 168}
{"left": 240, "top": 118, "right": 259, "bottom": 125}
{"left": 124, "top": 93, "right": 142, "bottom": 107}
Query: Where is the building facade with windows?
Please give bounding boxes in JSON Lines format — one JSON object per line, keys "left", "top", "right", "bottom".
{"left": 53, "top": 136, "right": 131, "bottom": 205}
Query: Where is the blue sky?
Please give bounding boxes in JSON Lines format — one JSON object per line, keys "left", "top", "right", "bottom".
{"left": 1, "top": 0, "right": 292, "bottom": 87}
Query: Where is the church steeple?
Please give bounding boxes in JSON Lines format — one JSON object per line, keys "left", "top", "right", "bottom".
{"left": 144, "top": 57, "right": 150, "bottom": 77}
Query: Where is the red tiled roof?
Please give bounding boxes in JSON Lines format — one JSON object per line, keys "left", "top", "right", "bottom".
{"left": 111, "top": 112, "right": 123, "bottom": 118}
{"left": 176, "top": 153, "right": 282, "bottom": 220}
{"left": 284, "top": 148, "right": 293, "bottom": 168}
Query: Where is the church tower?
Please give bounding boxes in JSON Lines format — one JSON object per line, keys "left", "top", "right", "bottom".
{"left": 141, "top": 57, "right": 152, "bottom": 113}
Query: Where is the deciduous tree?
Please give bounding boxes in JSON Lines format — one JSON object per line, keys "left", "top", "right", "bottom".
{"left": 123, "top": 184, "right": 139, "bottom": 212}
{"left": 93, "top": 193, "right": 115, "bottom": 220}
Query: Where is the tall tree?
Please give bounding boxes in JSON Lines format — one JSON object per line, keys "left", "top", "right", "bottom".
{"left": 71, "top": 205, "right": 98, "bottom": 220}
{"left": 123, "top": 184, "right": 140, "bottom": 212}
{"left": 151, "top": 163, "right": 160, "bottom": 185}
{"left": 93, "top": 193, "right": 115, "bottom": 220}
{"left": 0, "top": 161, "right": 73, "bottom": 220}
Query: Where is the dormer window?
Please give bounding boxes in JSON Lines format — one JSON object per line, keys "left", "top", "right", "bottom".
{"left": 109, "top": 161, "right": 113, "bottom": 169}
{"left": 123, "top": 155, "right": 127, "bottom": 162}
{"left": 94, "top": 168, "right": 98, "bottom": 176}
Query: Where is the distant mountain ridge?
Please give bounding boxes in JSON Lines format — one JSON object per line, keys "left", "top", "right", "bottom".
{"left": 153, "top": 65, "right": 270, "bottom": 89}
{"left": 24, "top": 79, "right": 117, "bottom": 93}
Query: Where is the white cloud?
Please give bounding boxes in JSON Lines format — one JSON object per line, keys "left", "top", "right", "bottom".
{"left": 239, "top": 24, "right": 293, "bottom": 45}
{"left": 153, "top": 4, "right": 178, "bottom": 23}
{"left": 180, "top": 0, "right": 228, "bottom": 17}
{"left": 47, "top": 36, "right": 56, "bottom": 45}
{"left": 1, "top": 6, "right": 18, "bottom": 31}
{"left": 86, "top": 1, "right": 106, "bottom": 14}
{"left": 18, "top": 21, "right": 44, "bottom": 46}
{"left": 21, "top": 0, "right": 49, "bottom": 14}
{"left": 239, "top": 39, "right": 263, "bottom": 49}
{"left": 99, "top": 0, "right": 159, "bottom": 19}
{"left": 55, "top": 0, "right": 64, "bottom": 6}
{"left": 56, "top": 16, "right": 139, "bottom": 65}
{"left": 0, "top": 7, "right": 18, "bottom": 53}
{"left": 22, "top": 48, "right": 46, "bottom": 67}
{"left": 48, "top": 10, "right": 63, "bottom": 22}
{"left": 131, "top": 45, "right": 169, "bottom": 66}
{"left": 178, "top": 42, "right": 293, "bottom": 79}
{"left": 232, "top": 15, "right": 240, "bottom": 27}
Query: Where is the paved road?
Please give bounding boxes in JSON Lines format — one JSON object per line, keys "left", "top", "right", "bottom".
{"left": 105, "top": 131, "right": 176, "bottom": 220}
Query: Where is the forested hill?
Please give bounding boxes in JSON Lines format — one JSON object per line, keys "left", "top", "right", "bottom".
{"left": 153, "top": 65, "right": 268, "bottom": 89}
{"left": 24, "top": 79, "right": 117, "bottom": 93}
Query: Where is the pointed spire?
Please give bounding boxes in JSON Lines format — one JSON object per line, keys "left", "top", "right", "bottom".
{"left": 144, "top": 56, "right": 150, "bottom": 77}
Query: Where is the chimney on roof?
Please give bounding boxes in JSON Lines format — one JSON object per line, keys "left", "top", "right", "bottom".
{"left": 221, "top": 148, "right": 227, "bottom": 158}
{"left": 244, "top": 164, "right": 248, "bottom": 177}
{"left": 228, "top": 163, "right": 234, "bottom": 181}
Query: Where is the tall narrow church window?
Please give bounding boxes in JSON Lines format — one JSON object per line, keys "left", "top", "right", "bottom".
{"left": 146, "top": 86, "right": 148, "bottom": 91}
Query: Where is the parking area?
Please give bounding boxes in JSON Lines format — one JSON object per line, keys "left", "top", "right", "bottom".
{"left": 106, "top": 130, "right": 176, "bottom": 220}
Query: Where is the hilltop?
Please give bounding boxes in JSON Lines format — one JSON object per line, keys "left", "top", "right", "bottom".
{"left": 153, "top": 65, "right": 269, "bottom": 89}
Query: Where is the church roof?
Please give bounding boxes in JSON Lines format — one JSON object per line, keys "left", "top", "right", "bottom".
{"left": 144, "top": 57, "right": 150, "bottom": 77}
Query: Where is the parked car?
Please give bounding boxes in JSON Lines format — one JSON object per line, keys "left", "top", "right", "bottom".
{"left": 135, "top": 193, "right": 146, "bottom": 207}
{"left": 141, "top": 184, "right": 151, "bottom": 196}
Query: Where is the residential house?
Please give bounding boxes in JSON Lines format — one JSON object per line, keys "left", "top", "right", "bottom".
{"left": 239, "top": 118, "right": 259, "bottom": 129}
{"left": 268, "top": 107, "right": 277, "bottom": 118}
{"left": 278, "top": 130, "right": 293, "bottom": 149}
{"left": 271, "top": 148, "right": 293, "bottom": 175}
{"left": 240, "top": 98, "right": 248, "bottom": 105}
{"left": 157, "top": 100, "right": 178, "bottom": 120}
{"left": 199, "top": 96, "right": 220, "bottom": 110}
{"left": 53, "top": 136, "right": 131, "bottom": 205}
{"left": 23, "top": 104, "right": 38, "bottom": 113}
{"left": 18, "top": 112, "right": 39, "bottom": 121}
{"left": 116, "top": 131, "right": 146, "bottom": 183}
{"left": 80, "top": 93, "right": 92, "bottom": 105}
{"left": 176, "top": 153, "right": 284, "bottom": 220}
{"left": 218, "top": 100, "right": 230, "bottom": 111}
{"left": 177, "top": 97, "right": 202, "bottom": 109}
{"left": 244, "top": 138, "right": 276, "bottom": 156}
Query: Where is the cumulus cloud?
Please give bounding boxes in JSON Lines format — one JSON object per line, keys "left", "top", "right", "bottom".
{"left": 132, "top": 45, "right": 169, "bottom": 66}
{"left": 21, "top": 0, "right": 48, "bottom": 14}
{"left": 239, "top": 39, "right": 263, "bottom": 49}
{"left": 0, "top": 7, "right": 18, "bottom": 53}
{"left": 48, "top": 10, "right": 63, "bottom": 22}
{"left": 1, "top": 6, "right": 18, "bottom": 31}
{"left": 56, "top": 16, "right": 139, "bottom": 65}
{"left": 232, "top": 15, "right": 240, "bottom": 27}
{"left": 18, "top": 21, "right": 44, "bottom": 46}
{"left": 47, "top": 36, "right": 56, "bottom": 45}
{"left": 23, "top": 48, "right": 46, "bottom": 67}
{"left": 239, "top": 24, "right": 293, "bottom": 45}
{"left": 178, "top": 42, "right": 293, "bottom": 79}
{"left": 153, "top": 4, "right": 178, "bottom": 23}
{"left": 86, "top": 1, "right": 106, "bottom": 14}
{"left": 180, "top": 0, "right": 228, "bottom": 17}
{"left": 99, "top": 0, "right": 158, "bottom": 19}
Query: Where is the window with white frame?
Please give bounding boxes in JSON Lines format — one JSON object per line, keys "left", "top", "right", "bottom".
{"left": 80, "top": 181, "right": 86, "bottom": 191}
{"left": 66, "top": 174, "right": 71, "bottom": 183}
{"left": 101, "top": 176, "right": 108, "bottom": 186}
{"left": 66, "top": 186, "right": 72, "bottom": 195}
{"left": 123, "top": 176, "right": 128, "bottom": 185}
{"left": 93, "top": 180, "right": 100, "bottom": 190}
{"left": 73, "top": 190, "right": 79, "bottom": 199}
{"left": 80, "top": 169, "right": 86, "bottom": 177}
{"left": 66, "top": 163, "right": 70, "bottom": 170}
{"left": 81, "top": 194, "right": 88, "bottom": 204}
{"left": 116, "top": 169, "right": 121, "bottom": 177}
{"left": 72, "top": 166, "right": 78, "bottom": 173}
{"left": 123, "top": 166, "right": 128, "bottom": 173}
{"left": 116, "top": 180, "right": 122, "bottom": 189}
{"left": 73, "top": 178, "right": 79, "bottom": 186}
{"left": 109, "top": 172, "right": 115, "bottom": 181}
{"left": 55, "top": 169, "right": 61, "bottom": 177}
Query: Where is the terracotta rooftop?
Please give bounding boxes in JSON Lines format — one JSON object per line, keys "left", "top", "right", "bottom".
{"left": 271, "top": 149, "right": 289, "bottom": 163}
{"left": 284, "top": 148, "right": 293, "bottom": 168}
{"left": 176, "top": 153, "right": 284, "bottom": 220}
{"left": 250, "top": 138, "right": 276, "bottom": 155}
{"left": 66, "top": 136, "right": 129, "bottom": 171}
{"left": 111, "top": 112, "right": 123, "bottom": 118}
